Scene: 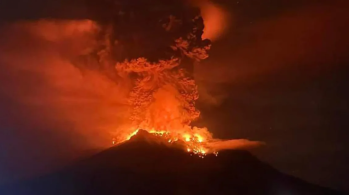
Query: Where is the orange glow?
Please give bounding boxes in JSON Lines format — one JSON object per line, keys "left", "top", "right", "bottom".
{"left": 0, "top": 18, "right": 262, "bottom": 159}
{"left": 112, "top": 55, "right": 262, "bottom": 156}
{"left": 191, "top": 0, "right": 230, "bottom": 41}
{"left": 195, "top": 134, "right": 204, "bottom": 143}
{"left": 183, "top": 134, "right": 191, "bottom": 142}
{"left": 126, "top": 129, "right": 140, "bottom": 140}
{"left": 121, "top": 128, "right": 211, "bottom": 156}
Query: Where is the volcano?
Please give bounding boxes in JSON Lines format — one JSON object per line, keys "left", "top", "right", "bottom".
{"left": 1, "top": 130, "right": 345, "bottom": 195}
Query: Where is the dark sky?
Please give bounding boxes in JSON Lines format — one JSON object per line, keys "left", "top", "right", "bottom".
{"left": 196, "top": 0, "right": 349, "bottom": 191}
{"left": 0, "top": 0, "right": 349, "bottom": 192}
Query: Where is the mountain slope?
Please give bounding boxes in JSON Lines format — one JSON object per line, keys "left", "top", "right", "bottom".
{"left": 1, "top": 130, "right": 345, "bottom": 195}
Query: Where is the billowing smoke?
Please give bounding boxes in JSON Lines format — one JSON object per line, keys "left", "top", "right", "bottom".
{"left": 80, "top": 0, "right": 212, "bottom": 143}
{"left": 0, "top": 19, "right": 132, "bottom": 183}
{"left": 81, "top": 0, "right": 260, "bottom": 153}
{"left": 0, "top": 0, "right": 258, "bottom": 184}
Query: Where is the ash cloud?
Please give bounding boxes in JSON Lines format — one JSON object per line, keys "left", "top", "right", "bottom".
{"left": 0, "top": 20, "right": 130, "bottom": 183}
{"left": 195, "top": 0, "right": 349, "bottom": 105}
{"left": 0, "top": 0, "right": 256, "bottom": 184}
{"left": 0, "top": 20, "right": 130, "bottom": 147}
{"left": 0, "top": 0, "right": 209, "bottom": 183}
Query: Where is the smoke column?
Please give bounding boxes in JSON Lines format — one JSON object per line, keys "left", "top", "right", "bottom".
{"left": 0, "top": 1, "right": 261, "bottom": 183}
{"left": 81, "top": 0, "right": 261, "bottom": 151}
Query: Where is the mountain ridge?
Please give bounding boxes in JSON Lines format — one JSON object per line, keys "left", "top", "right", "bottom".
{"left": 1, "top": 130, "right": 346, "bottom": 195}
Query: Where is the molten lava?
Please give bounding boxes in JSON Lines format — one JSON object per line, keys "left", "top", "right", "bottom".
{"left": 117, "top": 126, "right": 262, "bottom": 157}
{"left": 122, "top": 129, "right": 211, "bottom": 157}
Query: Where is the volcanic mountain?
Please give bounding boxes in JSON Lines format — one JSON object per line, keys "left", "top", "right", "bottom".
{"left": 1, "top": 130, "right": 345, "bottom": 195}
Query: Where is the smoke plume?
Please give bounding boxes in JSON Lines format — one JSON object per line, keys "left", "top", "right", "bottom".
{"left": 0, "top": 0, "right": 260, "bottom": 183}
{"left": 0, "top": 19, "right": 134, "bottom": 183}
{"left": 0, "top": 20, "right": 130, "bottom": 148}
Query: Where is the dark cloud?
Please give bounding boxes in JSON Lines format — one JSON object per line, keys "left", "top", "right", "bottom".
{"left": 196, "top": 0, "right": 349, "bottom": 103}
{"left": 0, "top": 0, "right": 89, "bottom": 22}
{"left": 0, "top": 0, "right": 348, "bottom": 192}
{"left": 0, "top": 0, "right": 209, "bottom": 184}
{"left": 194, "top": 0, "right": 349, "bottom": 191}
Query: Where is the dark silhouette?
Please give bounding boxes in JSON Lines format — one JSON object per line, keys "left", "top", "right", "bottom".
{"left": 1, "top": 130, "right": 346, "bottom": 195}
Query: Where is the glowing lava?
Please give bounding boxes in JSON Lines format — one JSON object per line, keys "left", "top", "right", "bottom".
{"left": 123, "top": 128, "right": 210, "bottom": 157}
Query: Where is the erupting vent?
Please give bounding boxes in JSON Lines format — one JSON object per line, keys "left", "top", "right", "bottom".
{"left": 122, "top": 129, "right": 216, "bottom": 157}
{"left": 78, "top": 0, "right": 261, "bottom": 154}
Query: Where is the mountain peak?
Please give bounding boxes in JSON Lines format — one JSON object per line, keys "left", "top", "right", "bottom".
{"left": 1, "top": 131, "right": 345, "bottom": 195}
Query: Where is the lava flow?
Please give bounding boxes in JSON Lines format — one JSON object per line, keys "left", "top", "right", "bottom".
{"left": 122, "top": 128, "right": 214, "bottom": 157}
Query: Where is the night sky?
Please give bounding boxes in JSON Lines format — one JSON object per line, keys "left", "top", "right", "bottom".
{"left": 195, "top": 0, "right": 349, "bottom": 191}
{"left": 0, "top": 0, "right": 349, "bottom": 192}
